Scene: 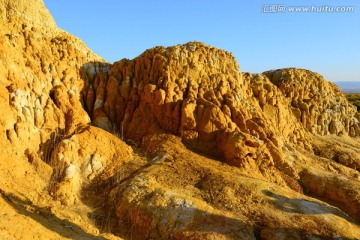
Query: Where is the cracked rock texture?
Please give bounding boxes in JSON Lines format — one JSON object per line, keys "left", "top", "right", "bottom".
{"left": 83, "top": 42, "right": 360, "bottom": 239}
{"left": 263, "top": 68, "right": 360, "bottom": 137}
{"left": 0, "top": 0, "right": 359, "bottom": 239}
{"left": 84, "top": 44, "right": 312, "bottom": 171}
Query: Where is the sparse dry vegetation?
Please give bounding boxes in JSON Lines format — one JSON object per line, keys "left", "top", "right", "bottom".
{"left": 346, "top": 94, "right": 360, "bottom": 111}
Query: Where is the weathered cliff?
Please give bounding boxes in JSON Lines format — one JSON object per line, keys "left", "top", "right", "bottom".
{"left": 0, "top": 0, "right": 120, "bottom": 239}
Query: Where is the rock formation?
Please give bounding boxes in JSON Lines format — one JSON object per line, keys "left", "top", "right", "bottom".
{"left": 0, "top": 0, "right": 119, "bottom": 238}
{"left": 0, "top": 0, "right": 359, "bottom": 239}
{"left": 83, "top": 44, "right": 311, "bottom": 171}
{"left": 82, "top": 43, "right": 360, "bottom": 239}
{"left": 263, "top": 68, "right": 360, "bottom": 137}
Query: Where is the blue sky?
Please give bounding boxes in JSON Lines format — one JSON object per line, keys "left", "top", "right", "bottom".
{"left": 43, "top": 0, "right": 359, "bottom": 82}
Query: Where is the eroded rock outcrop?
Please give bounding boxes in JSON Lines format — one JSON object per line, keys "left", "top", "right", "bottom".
{"left": 106, "top": 134, "right": 360, "bottom": 240}
{"left": 49, "top": 126, "right": 133, "bottom": 205}
{"left": 0, "top": 0, "right": 122, "bottom": 238}
{"left": 83, "top": 43, "right": 360, "bottom": 239}
{"left": 0, "top": 0, "right": 109, "bottom": 158}
{"left": 264, "top": 68, "right": 360, "bottom": 136}
{"left": 1, "top": 0, "right": 359, "bottom": 239}
{"left": 83, "top": 43, "right": 315, "bottom": 183}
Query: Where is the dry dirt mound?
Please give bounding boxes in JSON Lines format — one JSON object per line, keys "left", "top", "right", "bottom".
{"left": 0, "top": 0, "right": 359, "bottom": 239}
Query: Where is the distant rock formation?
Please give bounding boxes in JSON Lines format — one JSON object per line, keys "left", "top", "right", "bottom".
{"left": 0, "top": 0, "right": 359, "bottom": 239}
{"left": 263, "top": 68, "right": 360, "bottom": 136}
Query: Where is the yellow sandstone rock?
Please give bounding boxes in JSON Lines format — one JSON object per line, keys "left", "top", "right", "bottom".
{"left": 0, "top": 0, "right": 359, "bottom": 239}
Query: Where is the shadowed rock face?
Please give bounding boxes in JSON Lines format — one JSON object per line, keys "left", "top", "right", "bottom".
{"left": 1, "top": 0, "right": 359, "bottom": 239}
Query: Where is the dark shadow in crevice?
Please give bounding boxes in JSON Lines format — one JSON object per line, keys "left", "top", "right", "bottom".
{"left": 38, "top": 127, "right": 65, "bottom": 164}
{"left": 79, "top": 61, "right": 111, "bottom": 118}
{"left": 182, "top": 137, "right": 222, "bottom": 162}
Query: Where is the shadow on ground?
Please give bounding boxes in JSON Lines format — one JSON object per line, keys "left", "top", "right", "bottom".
{"left": 262, "top": 190, "right": 357, "bottom": 240}
{"left": 0, "top": 189, "right": 106, "bottom": 240}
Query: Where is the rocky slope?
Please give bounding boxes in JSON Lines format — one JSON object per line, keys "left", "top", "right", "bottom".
{"left": 0, "top": 0, "right": 114, "bottom": 239}
{"left": 0, "top": 0, "right": 359, "bottom": 239}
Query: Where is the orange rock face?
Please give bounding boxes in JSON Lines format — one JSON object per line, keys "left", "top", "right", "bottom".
{"left": 264, "top": 68, "right": 360, "bottom": 137}
{"left": 81, "top": 42, "right": 360, "bottom": 238}
{"left": 84, "top": 44, "right": 311, "bottom": 171}
{"left": 0, "top": 0, "right": 359, "bottom": 239}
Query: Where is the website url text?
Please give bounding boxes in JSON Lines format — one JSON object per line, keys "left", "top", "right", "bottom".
{"left": 262, "top": 5, "right": 355, "bottom": 13}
